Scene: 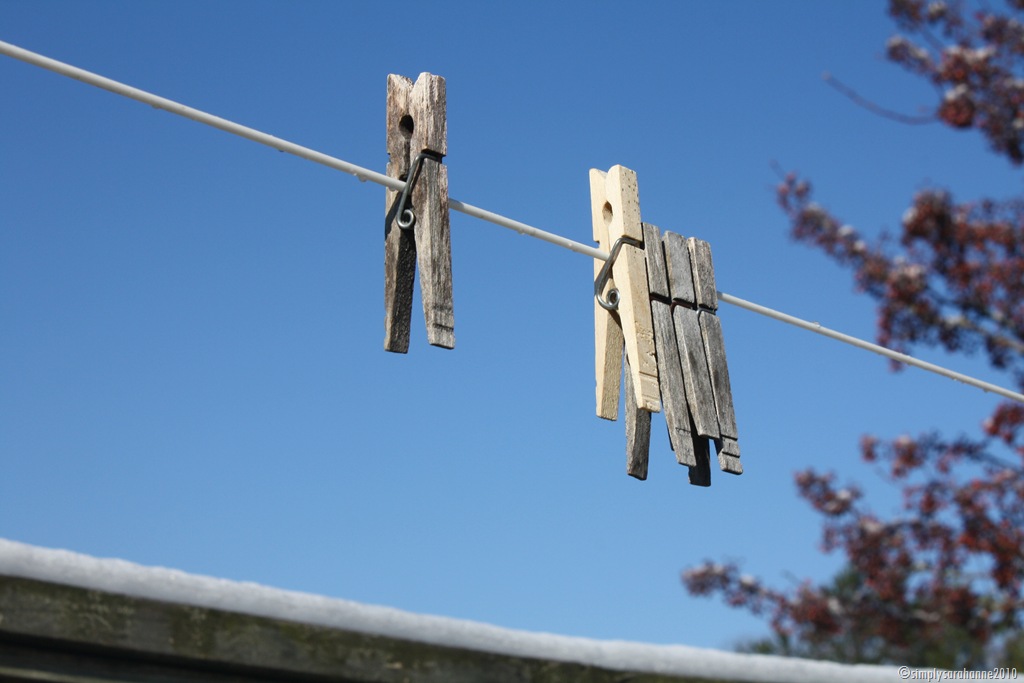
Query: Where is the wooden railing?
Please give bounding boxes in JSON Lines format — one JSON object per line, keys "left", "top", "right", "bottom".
{"left": 0, "top": 539, "right": 898, "bottom": 683}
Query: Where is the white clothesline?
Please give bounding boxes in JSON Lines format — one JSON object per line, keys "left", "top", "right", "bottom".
{"left": 2, "top": 38, "right": 1022, "bottom": 405}
{"left": 0, "top": 41, "right": 602, "bottom": 261}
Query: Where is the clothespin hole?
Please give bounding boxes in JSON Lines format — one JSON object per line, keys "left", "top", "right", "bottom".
{"left": 602, "top": 201, "right": 614, "bottom": 227}
{"left": 399, "top": 115, "right": 414, "bottom": 139}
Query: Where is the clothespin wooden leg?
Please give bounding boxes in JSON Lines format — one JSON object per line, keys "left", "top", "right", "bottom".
{"left": 592, "top": 169, "right": 624, "bottom": 420}
{"left": 624, "top": 355, "right": 651, "bottom": 480}
{"left": 702, "top": 311, "right": 742, "bottom": 474}
{"left": 642, "top": 223, "right": 696, "bottom": 467}
{"left": 384, "top": 73, "right": 454, "bottom": 352}
{"left": 686, "top": 237, "right": 742, "bottom": 475}
{"left": 673, "top": 305, "right": 719, "bottom": 439}
{"left": 384, "top": 75, "right": 416, "bottom": 353}
{"left": 409, "top": 74, "right": 454, "bottom": 349}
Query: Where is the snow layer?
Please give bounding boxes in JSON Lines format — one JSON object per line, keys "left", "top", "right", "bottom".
{"left": 0, "top": 538, "right": 900, "bottom": 683}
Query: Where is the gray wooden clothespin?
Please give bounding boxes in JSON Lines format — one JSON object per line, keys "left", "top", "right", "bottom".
{"left": 688, "top": 237, "right": 741, "bottom": 475}
{"left": 664, "top": 231, "right": 742, "bottom": 480}
{"left": 590, "top": 165, "right": 660, "bottom": 480}
{"left": 384, "top": 73, "right": 454, "bottom": 352}
{"left": 642, "top": 224, "right": 704, "bottom": 484}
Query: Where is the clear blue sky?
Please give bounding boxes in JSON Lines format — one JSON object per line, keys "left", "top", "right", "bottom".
{"left": 1, "top": 1, "right": 1018, "bottom": 650}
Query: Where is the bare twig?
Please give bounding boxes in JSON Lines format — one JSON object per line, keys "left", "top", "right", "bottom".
{"left": 824, "top": 72, "right": 936, "bottom": 125}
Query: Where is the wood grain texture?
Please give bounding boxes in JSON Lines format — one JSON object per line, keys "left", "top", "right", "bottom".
{"left": 598, "top": 166, "right": 660, "bottom": 413}
{"left": 624, "top": 355, "right": 651, "bottom": 480}
{"left": 409, "top": 73, "right": 447, "bottom": 156}
{"left": 412, "top": 155, "right": 454, "bottom": 348}
{"left": 3, "top": 574, "right": 777, "bottom": 683}
{"left": 716, "top": 437, "right": 743, "bottom": 475}
{"left": 410, "top": 73, "right": 454, "bottom": 349}
{"left": 384, "top": 73, "right": 453, "bottom": 351}
{"left": 642, "top": 223, "right": 669, "bottom": 299}
{"left": 384, "top": 75, "right": 415, "bottom": 353}
{"left": 644, "top": 224, "right": 696, "bottom": 467}
{"left": 591, "top": 169, "right": 624, "bottom": 420}
{"left": 700, "top": 306, "right": 742, "bottom": 475}
{"left": 662, "top": 231, "right": 695, "bottom": 305}
{"left": 672, "top": 305, "right": 719, "bottom": 440}
{"left": 687, "top": 238, "right": 718, "bottom": 311}
{"left": 652, "top": 302, "right": 696, "bottom": 467}
{"left": 699, "top": 311, "right": 738, "bottom": 440}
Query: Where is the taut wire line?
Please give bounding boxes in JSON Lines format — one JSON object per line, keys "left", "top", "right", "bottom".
{"left": 2, "top": 38, "right": 1022, "bottom": 405}
{"left": 718, "top": 293, "right": 1024, "bottom": 404}
{"left": 0, "top": 40, "right": 603, "bottom": 261}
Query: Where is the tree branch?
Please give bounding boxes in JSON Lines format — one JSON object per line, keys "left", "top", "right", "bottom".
{"left": 824, "top": 72, "right": 937, "bottom": 125}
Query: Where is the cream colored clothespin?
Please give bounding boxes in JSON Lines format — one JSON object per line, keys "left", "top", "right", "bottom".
{"left": 591, "top": 166, "right": 660, "bottom": 478}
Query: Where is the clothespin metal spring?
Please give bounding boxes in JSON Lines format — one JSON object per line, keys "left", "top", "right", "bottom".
{"left": 594, "top": 235, "right": 642, "bottom": 311}
{"left": 396, "top": 150, "right": 444, "bottom": 230}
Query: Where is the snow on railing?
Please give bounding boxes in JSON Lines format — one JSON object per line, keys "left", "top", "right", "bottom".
{"left": 0, "top": 538, "right": 900, "bottom": 683}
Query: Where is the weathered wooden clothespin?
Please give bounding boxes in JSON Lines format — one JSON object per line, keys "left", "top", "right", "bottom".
{"left": 590, "top": 165, "right": 660, "bottom": 479}
{"left": 689, "top": 238, "right": 741, "bottom": 475}
{"left": 384, "top": 73, "right": 454, "bottom": 352}
{"left": 663, "top": 231, "right": 742, "bottom": 479}
{"left": 642, "top": 224, "right": 704, "bottom": 484}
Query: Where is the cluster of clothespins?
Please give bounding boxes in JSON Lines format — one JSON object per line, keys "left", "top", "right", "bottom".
{"left": 590, "top": 167, "right": 741, "bottom": 486}
{"left": 383, "top": 73, "right": 740, "bottom": 486}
